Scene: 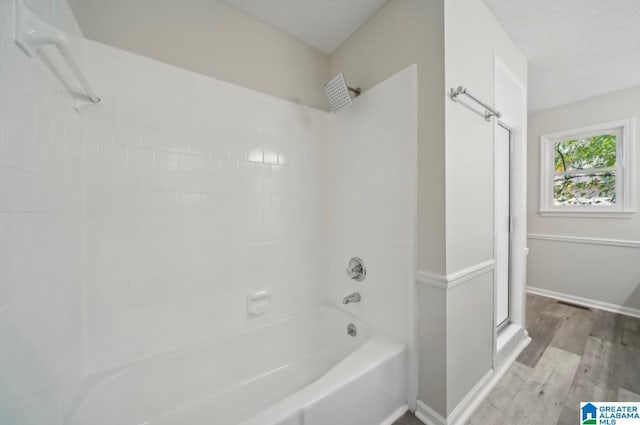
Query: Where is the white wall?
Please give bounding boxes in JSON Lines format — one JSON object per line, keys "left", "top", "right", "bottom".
{"left": 0, "top": 0, "right": 422, "bottom": 420}
{"left": 328, "top": 2, "right": 444, "bottom": 410}
{"left": 329, "top": 0, "right": 445, "bottom": 276}
{"left": 23, "top": 0, "right": 82, "bottom": 35}
{"left": 67, "top": 0, "right": 330, "bottom": 111}
{"left": 81, "top": 41, "right": 329, "bottom": 372}
{"left": 327, "top": 0, "right": 529, "bottom": 418}
{"left": 327, "top": 65, "right": 417, "bottom": 344}
{"left": 527, "top": 85, "right": 640, "bottom": 313}
{"left": 444, "top": 1, "right": 527, "bottom": 274}
{"left": 417, "top": 0, "right": 527, "bottom": 418}
{"left": 0, "top": 0, "right": 84, "bottom": 423}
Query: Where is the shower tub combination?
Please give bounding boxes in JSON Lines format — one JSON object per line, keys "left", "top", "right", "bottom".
{"left": 8, "top": 0, "right": 416, "bottom": 421}
{"left": 67, "top": 308, "right": 408, "bottom": 425}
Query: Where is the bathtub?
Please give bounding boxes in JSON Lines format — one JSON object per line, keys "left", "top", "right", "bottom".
{"left": 66, "top": 307, "right": 408, "bottom": 425}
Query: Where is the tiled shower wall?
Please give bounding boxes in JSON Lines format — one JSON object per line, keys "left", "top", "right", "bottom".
{"left": 0, "top": 0, "right": 85, "bottom": 423}
{"left": 327, "top": 66, "right": 417, "bottom": 344}
{"left": 1, "top": 3, "right": 416, "bottom": 422}
{"left": 82, "top": 42, "right": 328, "bottom": 372}
{"left": 1, "top": 3, "right": 329, "bottom": 414}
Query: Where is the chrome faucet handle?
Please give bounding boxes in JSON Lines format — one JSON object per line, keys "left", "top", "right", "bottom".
{"left": 346, "top": 257, "right": 366, "bottom": 281}
{"left": 346, "top": 263, "right": 362, "bottom": 278}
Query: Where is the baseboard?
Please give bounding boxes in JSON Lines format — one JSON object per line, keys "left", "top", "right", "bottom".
{"left": 415, "top": 400, "right": 446, "bottom": 425}
{"left": 527, "top": 286, "right": 640, "bottom": 319}
{"left": 446, "top": 369, "right": 494, "bottom": 425}
{"left": 380, "top": 405, "right": 409, "bottom": 425}
{"left": 496, "top": 324, "right": 529, "bottom": 379}
{"left": 415, "top": 334, "right": 530, "bottom": 425}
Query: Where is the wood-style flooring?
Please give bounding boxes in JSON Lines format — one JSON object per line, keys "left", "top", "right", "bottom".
{"left": 393, "top": 411, "right": 425, "bottom": 424}
{"left": 393, "top": 293, "right": 640, "bottom": 425}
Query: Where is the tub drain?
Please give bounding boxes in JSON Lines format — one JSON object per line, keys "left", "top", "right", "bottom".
{"left": 347, "top": 323, "right": 357, "bottom": 337}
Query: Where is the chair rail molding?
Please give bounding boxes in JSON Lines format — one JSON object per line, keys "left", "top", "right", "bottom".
{"left": 527, "top": 233, "right": 640, "bottom": 249}
{"left": 416, "top": 260, "right": 495, "bottom": 290}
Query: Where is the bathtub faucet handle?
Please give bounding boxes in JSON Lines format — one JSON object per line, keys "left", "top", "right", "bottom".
{"left": 345, "top": 257, "right": 366, "bottom": 281}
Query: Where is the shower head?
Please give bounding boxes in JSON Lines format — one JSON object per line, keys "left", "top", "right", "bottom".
{"left": 324, "top": 73, "right": 361, "bottom": 113}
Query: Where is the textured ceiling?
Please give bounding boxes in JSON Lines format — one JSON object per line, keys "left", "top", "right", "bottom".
{"left": 218, "top": 0, "right": 388, "bottom": 54}
{"left": 484, "top": 0, "right": 640, "bottom": 112}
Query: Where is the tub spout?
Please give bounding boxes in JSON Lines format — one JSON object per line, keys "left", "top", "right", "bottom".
{"left": 342, "top": 292, "right": 361, "bottom": 304}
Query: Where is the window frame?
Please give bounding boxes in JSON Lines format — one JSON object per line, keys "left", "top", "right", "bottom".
{"left": 539, "top": 118, "right": 636, "bottom": 218}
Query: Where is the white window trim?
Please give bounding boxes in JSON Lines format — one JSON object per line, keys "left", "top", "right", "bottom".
{"left": 539, "top": 118, "right": 636, "bottom": 218}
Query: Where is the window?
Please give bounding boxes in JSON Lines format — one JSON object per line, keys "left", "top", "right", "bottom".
{"left": 539, "top": 118, "right": 636, "bottom": 217}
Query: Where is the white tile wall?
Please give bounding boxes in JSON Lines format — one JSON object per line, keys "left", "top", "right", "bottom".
{"left": 0, "top": 1, "right": 84, "bottom": 424}
{"left": 23, "top": 0, "right": 83, "bottom": 35}
{"left": 327, "top": 66, "right": 418, "bottom": 344}
{"left": 81, "top": 41, "right": 329, "bottom": 372}
{"left": 1, "top": 2, "right": 417, "bottom": 420}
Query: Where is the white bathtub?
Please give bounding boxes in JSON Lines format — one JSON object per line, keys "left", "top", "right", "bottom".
{"left": 66, "top": 307, "right": 408, "bottom": 425}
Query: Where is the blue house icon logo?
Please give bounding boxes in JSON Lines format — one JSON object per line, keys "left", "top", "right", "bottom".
{"left": 582, "top": 403, "right": 597, "bottom": 424}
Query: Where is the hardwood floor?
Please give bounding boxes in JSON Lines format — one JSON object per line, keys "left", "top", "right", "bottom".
{"left": 469, "top": 293, "right": 640, "bottom": 425}
{"left": 393, "top": 411, "right": 425, "bottom": 425}
{"left": 393, "top": 293, "right": 640, "bottom": 425}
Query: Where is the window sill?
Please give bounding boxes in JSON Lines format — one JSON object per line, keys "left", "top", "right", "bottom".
{"left": 538, "top": 210, "right": 635, "bottom": 219}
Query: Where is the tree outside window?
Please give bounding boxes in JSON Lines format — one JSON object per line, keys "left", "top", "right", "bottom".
{"left": 539, "top": 118, "right": 636, "bottom": 217}
{"left": 553, "top": 134, "right": 617, "bottom": 206}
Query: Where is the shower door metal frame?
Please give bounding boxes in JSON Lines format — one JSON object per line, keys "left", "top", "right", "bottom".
{"left": 495, "top": 122, "right": 512, "bottom": 331}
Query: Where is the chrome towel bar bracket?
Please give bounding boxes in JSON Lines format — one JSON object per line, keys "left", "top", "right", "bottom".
{"left": 450, "top": 86, "right": 501, "bottom": 122}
